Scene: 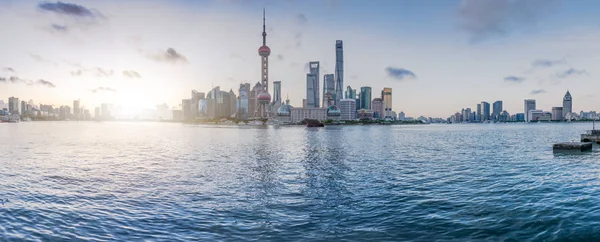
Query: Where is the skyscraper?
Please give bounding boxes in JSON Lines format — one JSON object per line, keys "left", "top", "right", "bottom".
{"left": 322, "top": 74, "right": 335, "bottom": 107}
{"left": 306, "top": 61, "right": 320, "bottom": 108}
{"left": 8, "top": 97, "right": 19, "bottom": 115}
{"left": 345, "top": 86, "right": 353, "bottom": 99}
{"left": 371, "top": 98, "right": 384, "bottom": 119}
{"left": 273, "top": 81, "right": 281, "bottom": 104}
{"left": 21, "top": 101, "right": 27, "bottom": 117}
{"left": 254, "top": 9, "right": 272, "bottom": 118}
{"left": 563, "top": 90, "right": 572, "bottom": 118}
{"left": 360, "top": 87, "right": 372, "bottom": 110}
{"left": 339, "top": 99, "right": 356, "bottom": 120}
{"left": 73, "top": 100, "right": 80, "bottom": 119}
{"left": 335, "top": 40, "right": 344, "bottom": 105}
{"left": 476, "top": 103, "right": 482, "bottom": 122}
{"left": 492, "top": 100, "right": 502, "bottom": 121}
{"left": 481, "top": 102, "right": 490, "bottom": 121}
{"left": 382, "top": 87, "right": 392, "bottom": 119}
{"left": 524, "top": 99, "right": 536, "bottom": 122}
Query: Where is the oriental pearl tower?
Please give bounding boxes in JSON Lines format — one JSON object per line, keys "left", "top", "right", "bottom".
{"left": 254, "top": 8, "right": 272, "bottom": 119}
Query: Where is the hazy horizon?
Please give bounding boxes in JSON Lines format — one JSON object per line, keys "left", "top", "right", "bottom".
{"left": 1, "top": 0, "right": 598, "bottom": 117}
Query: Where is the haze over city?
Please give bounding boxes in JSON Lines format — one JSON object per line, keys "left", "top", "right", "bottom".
{"left": 0, "top": 0, "right": 598, "bottom": 117}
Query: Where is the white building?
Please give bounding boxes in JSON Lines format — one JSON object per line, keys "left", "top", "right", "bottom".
{"left": 290, "top": 107, "right": 327, "bottom": 123}
{"left": 339, "top": 99, "right": 356, "bottom": 120}
{"left": 524, "top": 99, "right": 536, "bottom": 122}
{"left": 528, "top": 110, "right": 551, "bottom": 122}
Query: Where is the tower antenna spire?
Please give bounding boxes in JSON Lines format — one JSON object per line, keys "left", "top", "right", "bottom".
{"left": 262, "top": 7, "right": 267, "bottom": 46}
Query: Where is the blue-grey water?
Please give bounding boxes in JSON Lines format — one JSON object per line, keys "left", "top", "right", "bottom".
{"left": 1, "top": 122, "right": 600, "bottom": 241}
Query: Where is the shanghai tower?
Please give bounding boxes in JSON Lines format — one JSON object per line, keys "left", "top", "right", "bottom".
{"left": 335, "top": 40, "right": 343, "bottom": 105}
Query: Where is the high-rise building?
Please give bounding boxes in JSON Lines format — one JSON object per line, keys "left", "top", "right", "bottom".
{"left": 481, "top": 102, "right": 490, "bottom": 121}
{"left": 306, "top": 61, "right": 320, "bottom": 108}
{"left": 492, "top": 101, "right": 502, "bottom": 121}
{"left": 524, "top": 99, "right": 536, "bottom": 122}
{"left": 21, "top": 101, "right": 27, "bottom": 117}
{"left": 73, "top": 100, "right": 80, "bottom": 119}
{"left": 182, "top": 99, "right": 193, "bottom": 121}
{"left": 339, "top": 99, "right": 356, "bottom": 120}
{"left": 360, "top": 87, "right": 372, "bottom": 110}
{"left": 371, "top": 98, "right": 384, "bottom": 119}
{"left": 563, "top": 90, "right": 572, "bottom": 119}
{"left": 237, "top": 83, "right": 250, "bottom": 120}
{"left": 272, "top": 81, "right": 281, "bottom": 104}
{"left": 345, "top": 86, "right": 355, "bottom": 99}
{"left": 8, "top": 97, "right": 19, "bottom": 115}
{"left": 335, "top": 40, "right": 344, "bottom": 105}
{"left": 94, "top": 107, "right": 100, "bottom": 119}
{"left": 552, "top": 107, "right": 563, "bottom": 121}
{"left": 322, "top": 74, "right": 335, "bottom": 107}
{"left": 255, "top": 8, "right": 272, "bottom": 118}
{"left": 476, "top": 103, "right": 482, "bottom": 122}
{"left": 382, "top": 87, "right": 392, "bottom": 119}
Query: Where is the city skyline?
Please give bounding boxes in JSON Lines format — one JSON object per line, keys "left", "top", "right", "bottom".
{"left": 0, "top": 0, "right": 599, "bottom": 117}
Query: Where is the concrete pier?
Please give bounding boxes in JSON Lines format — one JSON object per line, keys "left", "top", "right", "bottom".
{"left": 581, "top": 130, "right": 600, "bottom": 143}
{"left": 553, "top": 142, "right": 592, "bottom": 152}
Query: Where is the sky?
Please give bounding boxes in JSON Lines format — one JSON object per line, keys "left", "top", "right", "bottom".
{"left": 1, "top": 0, "right": 599, "bottom": 117}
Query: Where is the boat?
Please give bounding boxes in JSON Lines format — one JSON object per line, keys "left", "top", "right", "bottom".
{"left": 306, "top": 122, "right": 324, "bottom": 127}
{"left": 247, "top": 120, "right": 265, "bottom": 126}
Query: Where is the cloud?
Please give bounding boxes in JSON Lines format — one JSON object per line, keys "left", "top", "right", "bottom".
{"left": 149, "top": 48, "right": 188, "bottom": 64}
{"left": 504, "top": 76, "right": 525, "bottom": 83}
{"left": 50, "top": 24, "right": 68, "bottom": 32}
{"left": 3, "top": 68, "right": 15, "bottom": 72}
{"left": 91, "top": 86, "right": 117, "bottom": 93}
{"left": 294, "top": 32, "right": 302, "bottom": 47}
{"left": 94, "top": 68, "right": 113, "bottom": 77}
{"left": 36, "top": 79, "right": 56, "bottom": 88}
{"left": 556, "top": 68, "right": 588, "bottom": 79}
{"left": 531, "top": 59, "right": 565, "bottom": 68}
{"left": 37, "top": 1, "right": 101, "bottom": 18}
{"left": 71, "top": 69, "right": 83, "bottom": 76}
{"left": 277, "top": 54, "right": 284, "bottom": 60}
{"left": 295, "top": 14, "right": 307, "bottom": 25}
{"left": 122, "top": 70, "right": 141, "bottom": 79}
{"left": 530, "top": 89, "right": 546, "bottom": 95}
{"left": 458, "top": 0, "right": 556, "bottom": 41}
{"left": 1, "top": 76, "right": 56, "bottom": 88}
{"left": 385, "top": 67, "right": 417, "bottom": 80}
{"left": 30, "top": 53, "right": 53, "bottom": 64}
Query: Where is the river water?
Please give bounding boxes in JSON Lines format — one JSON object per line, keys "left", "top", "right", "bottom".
{"left": 1, "top": 122, "right": 600, "bottom": 241}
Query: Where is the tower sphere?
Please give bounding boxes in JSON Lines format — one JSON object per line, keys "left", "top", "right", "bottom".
{"left": 258, "top": 46, "right": 271, "bottom": 57}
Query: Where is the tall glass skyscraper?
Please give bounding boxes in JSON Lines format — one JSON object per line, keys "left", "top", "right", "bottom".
{"left": 481, "top": 101, "right": 490, "bottom": 121}
{"left": 382, "top": 87, "right": 392, "bottom": 119}
{"left": 335, "top": 40, "right": 343, "bottom": 105}
{"left": 306, "top": 61, "right": 320, "bottom": 108}
{"left": 273, "top": 81, "right": 281, "bottom": 104}
{"left": 492, "top": 100, "right": 502, "bottom": 121}
{"left": 360, "top": 87, "right": 372, "bottom": 110}
{"left": 322, "top": 74, "right": 335, "bottom": 107}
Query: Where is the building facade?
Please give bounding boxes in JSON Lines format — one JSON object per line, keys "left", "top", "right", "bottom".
{"left": 552, "top": 107, "right": 563, "bottom": 121}
{"left": 290, "top": 107, "right": 327, "bottom": 123}
{"left": 339, "top": 99, "right": 356, "bottom": 120}
{"left": 481, "top": 102, "right": 490, "bottom": 121}
{"left": 382, "top": 87, "right": 392, "bottom": 119}
{"left": 306, "top": 61, "right": 320, "bottom": 108}
{"left": 524, "top": 99, "right": 536, "bottom": 122}
{"left": 8, "top": 97, "right": 19, "bottom": 115}
{"left": 563, "top": 90, "right": 572, "bottom": 119}
{"left": 322, "top": 74, "right": 335, "bottom": 107}
{"left": 492, "top": 100, "right": 502, "bottom": 121}
{"left": 360, "top": 87, "right": 372, "bottom": 110}
{"left": 335, "top": 40, "right": 344, "bottom": 105}
{"left": 371, "top": 98, "right": 384, "bottom": 119}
